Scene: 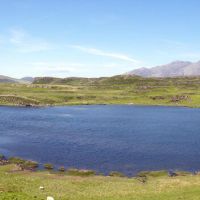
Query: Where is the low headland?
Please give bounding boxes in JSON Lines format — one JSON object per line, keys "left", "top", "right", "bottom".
{"left": 1, "top": 154, "right": 200, "bottom": 199}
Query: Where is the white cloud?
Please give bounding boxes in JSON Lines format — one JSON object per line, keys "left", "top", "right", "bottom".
{"left": 9, "top": 28, "right": 52, "bottom": 53}
{"left": 70, "top": 45, "right": 140, "bottom": 63}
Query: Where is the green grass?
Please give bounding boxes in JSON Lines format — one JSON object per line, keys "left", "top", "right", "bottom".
{"left": 1, "top": 165, "right": 200, "bottom": 199}
{"left": 137, "top": 170, "right": 169, "bottom": 178}
{"left": 0, "top": 75, "right": 200, "bottom": 107}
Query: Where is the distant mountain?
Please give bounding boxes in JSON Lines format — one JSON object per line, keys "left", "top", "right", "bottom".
{"left": 0, "top": 75, "right": 20, "bottom": 83}
{"left": 126, "top": 61, "right": 200, "bottom": 77}
{"left": 20, "top": 77, "right": 34, "bottom": 83}
{"left": 0, "top": 75, "right": 33, "bottom": 83}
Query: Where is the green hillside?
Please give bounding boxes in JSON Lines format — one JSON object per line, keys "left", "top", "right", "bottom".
{"left": 0, "top": 75, "right": 200, "bottom": 107}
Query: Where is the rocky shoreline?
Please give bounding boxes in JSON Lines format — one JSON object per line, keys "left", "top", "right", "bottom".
{"left": 0, "top": 154, "right": 197, "bottom": 179}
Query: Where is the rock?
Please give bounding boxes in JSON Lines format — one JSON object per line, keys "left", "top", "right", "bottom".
{"left": 0, "top": 156, "right": 8, "bottom": 166}
{"left": 168, "top": 171, "right": 177, "bottom": 177}
{"left": 25, "top": 104, "right": 32, "bottom": 107}
{"left": 170, "top": 95, "right": 191, "bottom": 102}
{"left": 47, "top": 197, "right": 54, "bottom": 200}
{"left": 0, "top": 160, "right": 9, "bottom": 165}
{"left": 150, "top": 96, "right": 165, "bottom": 100}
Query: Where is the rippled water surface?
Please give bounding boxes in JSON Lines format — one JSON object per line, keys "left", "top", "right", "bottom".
{"left": 0, "top": 105, "right": 200, "bottom": 175}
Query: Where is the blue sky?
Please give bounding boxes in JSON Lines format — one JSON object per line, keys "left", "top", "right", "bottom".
{"left": 1, "top": 0, "right": 200, "bottom": 78}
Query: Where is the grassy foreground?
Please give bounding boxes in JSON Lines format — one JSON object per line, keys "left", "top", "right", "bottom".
{"left": 1, "top": 165, "right": 200, "bottom": 200}
{"left": 0, "top": 75, "right": 200, "bottom": 107}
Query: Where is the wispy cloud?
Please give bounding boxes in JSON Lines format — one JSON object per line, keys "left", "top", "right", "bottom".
{"left": 180, "top": 52, "right": 200, "bottom": 60}
{"left": 9, "top": 28, "right": 53, "bottom": 53}
{"left": 30, "top": 61, "right": 84, "bottom": 75}
{"left": 28, "top": 61, "right": 135, "bottom": 77}
{"left": 157, "top": 39, "right": 200, "bottom": 61}
{"left": 0, "top": 35, "right": 4, "bottom": 45}
{"left": 161, "top": 39, "right": 186, "bottom": 49}
{"left": 70, "top": 45, "right": 140, "bottom": 63}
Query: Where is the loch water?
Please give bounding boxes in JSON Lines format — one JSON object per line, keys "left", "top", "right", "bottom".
{"left": 0, "top": 105, "right": 200, "bottom": 175}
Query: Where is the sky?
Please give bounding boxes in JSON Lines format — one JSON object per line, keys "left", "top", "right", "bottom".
{"left": 1, "top": 0, "right": 200, "bottom": 78}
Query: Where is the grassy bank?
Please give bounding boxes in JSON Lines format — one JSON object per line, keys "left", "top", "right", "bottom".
{"left": 1, "top": 164, "right": 200, "bottom": 200}
{"left": 0, "top": 76, "right": 200, "bottom": 107}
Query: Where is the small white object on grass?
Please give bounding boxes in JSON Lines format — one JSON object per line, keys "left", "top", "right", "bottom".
{"left": 39, "top": 186, "right": 44, "bottom": 190}
{"left": 47, "top": 196, "right": 54, "bottom": 200}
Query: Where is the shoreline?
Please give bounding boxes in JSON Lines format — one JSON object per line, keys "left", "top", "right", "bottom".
{"left": 0, "top": 154, "right": 197, "bottom": 178}
{"left": 0, "top": 102, "right": 198, "bottom": 109}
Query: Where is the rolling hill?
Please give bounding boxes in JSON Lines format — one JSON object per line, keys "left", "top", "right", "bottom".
{"left": 0, "top": 75, "right": 33, "bottom": 83}
{"left": 0, "top": 75, "right": 22, "bottom": 83}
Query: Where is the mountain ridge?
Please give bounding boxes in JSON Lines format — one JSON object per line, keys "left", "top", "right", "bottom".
{"left": 2, "top": 60, "right": 200, "bottom": 83}
{"left": 126, "top": 60, "right": 200, "bottom": 77}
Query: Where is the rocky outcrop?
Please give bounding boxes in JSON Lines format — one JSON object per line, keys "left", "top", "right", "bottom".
{"left": 0, "top": 155, "right": 8, "bottom": 165}
{"left": 170, "top": 95, "right": 191, "bottom": 102}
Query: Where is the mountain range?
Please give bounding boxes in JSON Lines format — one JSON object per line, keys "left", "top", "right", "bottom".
{"left": 1, "top": 60, "right": 200, "bottom": 83}
{"left": 126, "top": 60, "right": 200, "bottom": 77}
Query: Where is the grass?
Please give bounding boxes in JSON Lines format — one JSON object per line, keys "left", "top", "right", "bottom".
{"left": 1, "top": 165, "right": 200, "bottom": 199}
{"left": 0, "top": 75, "right": 200, "bottom": 107}
{"left": 137, "top": 170, "right": 169, "bottom": 178}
